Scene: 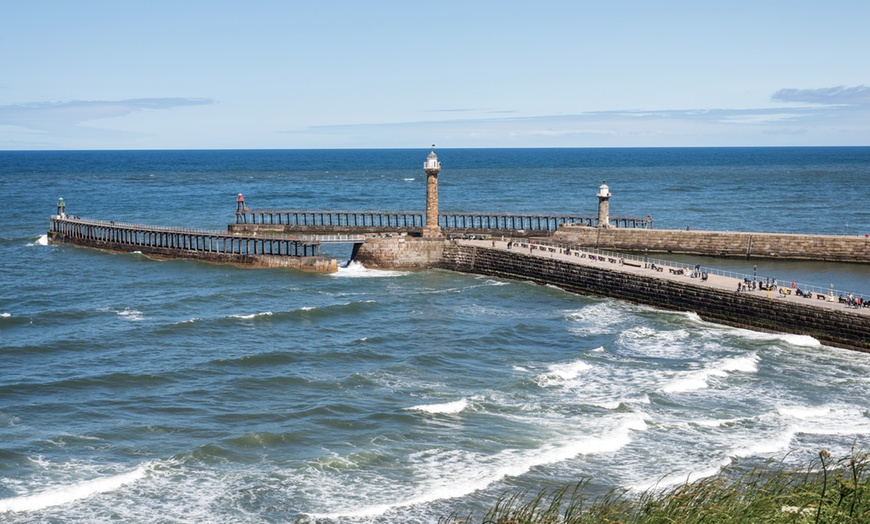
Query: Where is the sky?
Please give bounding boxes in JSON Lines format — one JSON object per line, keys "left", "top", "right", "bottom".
{"left": 1, "top": 1, "right": 869, "bottom": 150}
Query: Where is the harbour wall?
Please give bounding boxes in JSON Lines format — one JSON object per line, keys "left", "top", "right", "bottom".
{"left": 49, "top": 233, "right": 338, "bottom": 272}
{"left": 352, "top": 236, "right": 446, "bottom": 270}
{"left": 432, "top": 242, "right": 870, "bottom": 353}
{"left": 553, "top": 226, "right": 870, "bottom": 263}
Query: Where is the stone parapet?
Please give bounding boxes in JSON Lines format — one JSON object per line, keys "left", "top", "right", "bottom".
{"left": 553, "top": 227, "right": 870, "bottom": 263}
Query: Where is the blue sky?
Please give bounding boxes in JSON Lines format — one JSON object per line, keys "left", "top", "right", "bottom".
{"left": 1, "top": 1, "right": 868, "bottom": 150}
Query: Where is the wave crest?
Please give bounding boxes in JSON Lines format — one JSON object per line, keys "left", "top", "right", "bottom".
{"left": 405, "top": 398, "right": 468, "bottom": 414}
{"left": 0, "top": 464, "right": 149, "bottom": 514}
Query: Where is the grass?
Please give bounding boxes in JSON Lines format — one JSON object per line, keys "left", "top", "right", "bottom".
{"left": 440, "top": 449, "right": 870, "bottom": 523}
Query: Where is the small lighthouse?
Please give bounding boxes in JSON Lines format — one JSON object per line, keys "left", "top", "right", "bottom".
{"left": 57, "top": 197, "right": 66, "bottom": 217}
{"left": 422, "top": 146, "right": 442, "bottom": 238}
{"left": 597, "top": 181, "right": 611, "bottom": 228}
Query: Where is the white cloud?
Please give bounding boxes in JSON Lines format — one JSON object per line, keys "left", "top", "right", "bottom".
{"left": 0, "top": 98, "right": 213, "bottom": 134}
{"left": 719, "top": 113, "right": 806, "bottom": 125}
{"left": 772, "top": 85, "right": 870, "bottom": 106}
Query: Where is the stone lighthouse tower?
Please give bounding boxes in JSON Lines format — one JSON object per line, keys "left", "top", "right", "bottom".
{"left": 422, "top": 146, "right": 442, "bottom": 238}
{"left": 597, "top": 180, "right": 611, "bottom": 228}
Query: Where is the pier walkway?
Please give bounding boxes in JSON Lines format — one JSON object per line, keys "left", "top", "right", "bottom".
{"left": 49, "top": 215, "right": 322, "bottom": 257}
{"left": 234, "top": 209, "right": 651, "bottom": 232}
{"left": 285, "top": 233, "right": 367, "bottom": 244}
{"left": 458, "top": 239, "right": 868, "bottom": 317}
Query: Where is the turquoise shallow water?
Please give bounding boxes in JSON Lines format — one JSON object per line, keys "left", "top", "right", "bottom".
{"left": 1, "top": 148, "right": 870, "bottom": 522}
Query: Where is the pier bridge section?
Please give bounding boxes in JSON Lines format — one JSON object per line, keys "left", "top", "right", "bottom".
{"left": 230, "top": 208, "right": 651, "bottom": 237}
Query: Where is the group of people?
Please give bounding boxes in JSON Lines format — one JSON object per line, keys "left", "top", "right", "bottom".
{"left": 736, "top": 280, "right": 865, "bottom": 308}
{"left": 491, "top": 240, "right": 866, "bottom": 309}
{"left": 736, "top": 276, "right": 781, "bottom": 293}
{"left": 736, "top": 277, "right": 779, "bottom": 293}
{"left": 844, "top": 292, "right": 865, "bottom": 309}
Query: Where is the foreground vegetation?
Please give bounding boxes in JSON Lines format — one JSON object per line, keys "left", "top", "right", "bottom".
{"left": 441, "top": 450, "right": 870, "bottom": 523}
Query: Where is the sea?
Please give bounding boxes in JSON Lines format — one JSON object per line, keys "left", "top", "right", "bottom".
{"left": 1, "top": 147, "right": 870, "bottom": 523}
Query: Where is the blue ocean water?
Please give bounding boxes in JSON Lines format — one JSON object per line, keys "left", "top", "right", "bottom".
{"left": 1, "top": 147, "right": 870, "bottom": 523}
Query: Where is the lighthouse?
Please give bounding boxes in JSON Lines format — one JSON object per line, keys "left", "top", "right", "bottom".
{"left": 597, "top": 181, "right": 611, "bottom": 228}
{"left": 422, "top": 146, "right": 442, "bottom": 238}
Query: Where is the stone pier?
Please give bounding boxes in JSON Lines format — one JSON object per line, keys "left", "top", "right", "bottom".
{"left": 553, "top": 226, "right": 870, "bottom": 263}
{"left": 435, "top": 239, "right": 870, "bottom": 353}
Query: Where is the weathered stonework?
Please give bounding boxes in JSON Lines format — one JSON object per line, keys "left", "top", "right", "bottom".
{"left": 553, "top": 226, "right": 870, "bottom": 263}
{"left": 51, "top": 234, "right": 337, "bottom": 272}
{"left": 422, "top": 149, "right": 442, "bottom": 238}
{"left": 435, "top": 243, "right": 870, "bottom": 353}
{"left": 353, "top": 236, "right": 445, "bottom": 270}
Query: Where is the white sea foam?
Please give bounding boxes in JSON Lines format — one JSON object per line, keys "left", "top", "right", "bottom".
{"left": 0, "top": 313, "right": 10, "bottom": 318}
{"left": 632, "top": 459, "right": 732, "bottom": 493}
{"left": 405, "top": 398, "right": 468, "bottom": 414}
{"left": 777, "top": 334, "right": 822, "bottom": 347}
{"left": 779, "top": 404, "right": 870, "bottom": 436}
{"left": 527, "top": 352, "right": 657, "bottom": 409}
{"left": 778, "top": 405, "right": 832, "bottom": 420}
{"left": 307, "top": 413, "right": 648, "bottom": 520}
{"left": 403, "top": 177, "right": 415, "bottom": 181}
{"left": 0, "top": 464, "right": 148, "bottom": 513}
{"left": 535, "top": 359, "right": 592, "bottom": 387}
{"left": 662, "top": 370, "right": 717, "bottom": 393}
{"left": 693, "top": 416, "right": 746, "bottom": 428}
{"left": 662, "top": 353, "right": 758, "bottom": 393}
{"left": 26, "top": 234, "right": 49, "bottom": 246}
{"left": 680, "top": 311, "right": 704, "bottom": 323}
{"left": 738, "top": 330, "right": 822, "bottom": 348}
{"left": 676, "top": 311, "right": 825, "bottom": 349}
{"left": 617, "top": 326, "right": 692, "bottom": 358}
{"left": 565, "top": 302, "right": 629, "bottom": 336}
{"left": 116, "top": 308, "right": 143, "bottom": 321}
{"left": 732, "top": 428, "right": 795, "bottom": 457}
{"left": 684, "top": 315, "right": 824, "bottom": 349}
{"left": 587, "top": 394, "right": 652, "bottom": 410}
{"left": 333, "top": 260, "right": 409, "bottom": 278}
{"left": 231, "top": 311, "right": 272, "bottom": 320}
{"left": 713, "top": 353, "right": 759, "bottom": 374}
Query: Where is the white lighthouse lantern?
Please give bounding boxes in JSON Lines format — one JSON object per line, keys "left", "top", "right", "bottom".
{"left": 424, "top": 149, "right": 441, "bottom": 174}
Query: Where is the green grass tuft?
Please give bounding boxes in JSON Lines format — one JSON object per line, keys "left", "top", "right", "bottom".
{"left": 439, "top": 449, "right": 870, "bottom": 524}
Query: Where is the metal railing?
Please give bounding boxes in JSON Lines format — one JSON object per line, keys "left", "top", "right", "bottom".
{"left": 52, "top": 215, "right": 307, "bottom": 240}
{"left": 287, "top": 233, "right": 367, "bottom": 243}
